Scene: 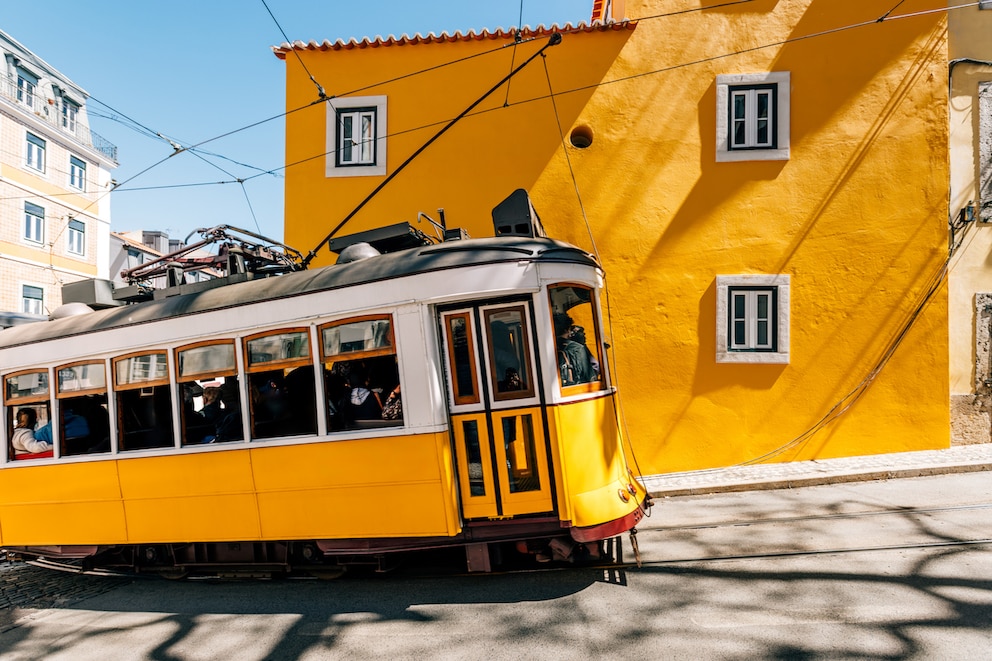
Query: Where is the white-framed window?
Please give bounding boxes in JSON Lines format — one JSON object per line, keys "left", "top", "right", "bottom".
{"left": 69, "top": 155, "right": 87, "bottom": 190}
{"left": 67, "top": 218, "right": 86, "bottom": 256}
{"left": 26, "top": 133, "right": 46, "bottom": 173}
{"left": 716, "top": 72, "right": 790, "bottom": 162}
{"left": 22, "top": 285, "right": 44, "bottom": 315}
{"left": 337, "top": 108, "right": 377, "bottom": 166}
{"left": 24, "top": 202, "right": 45, "bottom": 244}
{"left": 62, "top": 100, "right": 78, "bottom": 134}
{"left": 17, "top": 73, "right": 36, "bottom": 108}
{"left": 716, "top": 274, "right": 790, "bottom": 364}
{"left": 326, "top": 95, "right": 387, "bottom": 178}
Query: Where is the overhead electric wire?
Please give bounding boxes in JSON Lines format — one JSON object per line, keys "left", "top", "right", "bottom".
{"left": 6, "top": 2, "right": 973, "bottom": 250}
{"left": 260, "top": 0, "right": 327, "bottom": 100}
{"left": 301, "top": 32, "right": 563, "bottom": 266}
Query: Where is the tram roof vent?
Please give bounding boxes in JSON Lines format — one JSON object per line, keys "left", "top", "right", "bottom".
{"left": 336, "top": 242, "right": 381, "bottom": 264}
{"left": 492, "top": 189, "right": 547, "bottom": 239}
{"left": 50, "top": 302, "right": 95, "bottom": 320}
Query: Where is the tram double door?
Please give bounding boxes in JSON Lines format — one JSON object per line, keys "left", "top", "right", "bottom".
{"left": 440, "top": 300, "right": 555, "bottom": 521}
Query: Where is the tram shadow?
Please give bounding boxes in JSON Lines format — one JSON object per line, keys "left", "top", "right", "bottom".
{"left": 0, "top": 555, "right": 629, "bottom": 659}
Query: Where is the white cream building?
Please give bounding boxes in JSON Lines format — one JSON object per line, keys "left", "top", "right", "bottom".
{"left": 0, "top": 29, "right": 116, "bottom": 326}
{"left": 948, "top": 1, "right": 992, "bottom": 442}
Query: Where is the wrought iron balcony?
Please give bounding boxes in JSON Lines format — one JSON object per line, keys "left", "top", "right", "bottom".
{"left": 0, "top": 74, "right": 118, "bottom": 163}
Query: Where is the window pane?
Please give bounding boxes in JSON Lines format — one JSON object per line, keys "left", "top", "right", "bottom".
{"left": 757, "top": 320, "right": 769, "bottom": 346}
{"left": 178, "top": 343, "right": 236, "bottom": 378}
{"left": 757, "top": 294, "right": 769, "bottom": 319}
{"left": 757, "top": 91, "right": 770, "bottom": 119}
{"left": 22, "top": 285, "right": 43, "bottom": 315}
{"left": 463, "top": 420, "right": 485, "bottom": 496}
{"left": 5, "top": 371, "right": 49, "bottom": 401}
{"left": 734, "top": 320, "right": 746, "bottom": 346}
{"left": 58, "top": 363, "right": 106, "bottom": 393}
{"left": 447, "top": 315, "right": 477, "bottom": 403}
{"left": 733, "top": 93, "right": 746, "bottom": 120}
{"left": 733, "top": 293, "right": 746, "bottom": 319}
{"left": 118, "top": 385, "right": 173, "bottom": 450}
{"left": 360, "top": 112, "right": 374, "bottom": 163}
{"left": 504, "top": 414, "right": 540, "bottom": 493}
{"left": 340, "top": 115, "right": 353, "bottom": 162}
{"left": 322, "top": 319, "right": 391, "bottom": 357}
{"left": 115, "top": 353, "right": 168, "bottom": 386}
{"left": 247, "top": 332, "right": 309, "bottom": 366}
{"left": 486, "top": 307, "right": 534, "bottom": 398}
{"left": 70, "top": 157, "right": 86, "bottom": 190}
{"left": 549, "top": 285, "right": 603, "bottom": 388}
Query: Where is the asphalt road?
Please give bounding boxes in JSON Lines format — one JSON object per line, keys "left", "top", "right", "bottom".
{"left": 1, "top": 472, "right": 990, "bottom": 660}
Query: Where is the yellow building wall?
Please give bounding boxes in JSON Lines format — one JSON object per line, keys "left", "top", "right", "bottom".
{"left": 281, "top": 0, "right": 950, "bottom": 475}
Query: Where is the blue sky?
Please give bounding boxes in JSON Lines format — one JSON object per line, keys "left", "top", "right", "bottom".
{"left": 2, "top": 1, "right": 593, "bottom": 245}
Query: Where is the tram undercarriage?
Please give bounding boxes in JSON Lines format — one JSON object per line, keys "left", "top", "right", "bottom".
{"left": 7, "top": 507, "right": 643, "bottom": 578}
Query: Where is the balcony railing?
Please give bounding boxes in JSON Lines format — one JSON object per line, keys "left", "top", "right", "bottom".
{"left": 0, "top": 74, "right": 118, "bottom": 163}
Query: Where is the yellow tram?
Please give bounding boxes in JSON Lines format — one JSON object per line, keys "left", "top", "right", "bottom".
{"left": 0, "top": 198, "right": 648, "bottom": 575}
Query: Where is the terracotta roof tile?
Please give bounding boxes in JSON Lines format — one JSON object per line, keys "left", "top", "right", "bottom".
{"left": 272, "top": 21, "right": 635, "bottom": 59}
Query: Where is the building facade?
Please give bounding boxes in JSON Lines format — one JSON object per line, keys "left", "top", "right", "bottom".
{"left": 948, "top": 1, "right": 992, "bottom": 444}
{"left": 276, "top": 0, "right": 950, "bottom": 475}
{"left": 0, "top": 29, "right": 116, "bottom": 325}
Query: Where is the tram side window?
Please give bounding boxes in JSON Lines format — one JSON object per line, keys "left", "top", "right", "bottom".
{"left": 4, "top": 370, "right": 53, "bottom": 460}
{"left": 57, "top": 362, "right": 110, "bottom": 456}
{"left": 549, "top": 285, "right": 604, "bottom": 390}
{"left": 114, "top": 352, "right": 174, "bottom": 451}
{"left": 320, "top": 315, "right": 402, "bottom": 431}
{"left": 176, "top": 341, "right": 243, "bottom": 445}
{"left": 245, "top": 330, "right": 317, "bottom": 439}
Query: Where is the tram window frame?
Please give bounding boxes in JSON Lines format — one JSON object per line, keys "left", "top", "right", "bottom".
{"left": 443, "top": 311, "right": 481, "bottom": 406}
{"left": 549, "top": 284, "right": 606, "bottom": 394}
{"left": 56, "top": 361, "right": 110, "bottom": 456}
{"left": 244, "top": 328, "right": 318, "bottom": 440}
{"left": 113, "top": 351, "right": 175, "bottom": 451}
{"left": 483, "top": 305, "right": 537, "bottom": 402}
{"left": 4, "top": 369, "right": 53, "bottom": 460}
{"left": 175, "top": 340, "right": 244, "bottom": 446}
{"left": 319, "top": 314, "right": 403, "bottom": 431}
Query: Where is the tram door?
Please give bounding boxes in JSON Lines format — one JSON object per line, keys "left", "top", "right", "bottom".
{"left": 440, "top": 302, "right": 555, "bottom": 520}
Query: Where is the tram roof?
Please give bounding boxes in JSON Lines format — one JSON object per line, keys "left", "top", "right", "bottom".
{"left": 0, "top": 236, "right": 599, "bottom": 350}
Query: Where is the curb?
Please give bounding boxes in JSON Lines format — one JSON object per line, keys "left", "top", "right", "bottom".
{"left": 645, "top": 461, "right": 992, "bottom": 498}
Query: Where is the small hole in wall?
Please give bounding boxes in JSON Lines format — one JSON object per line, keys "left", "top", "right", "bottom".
{"left": 569, "top": 125, "right": 593, "bottom": 149}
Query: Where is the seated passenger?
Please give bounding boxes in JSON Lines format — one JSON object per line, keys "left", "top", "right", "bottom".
{"left": 35, "top": 408, "right": 90, "bottom": 444}
{"left": 11, "top": 408, "right": 52, "bottom": 455}
{"left": 347, "top": 368, "right": 382, "bottom": 420}
{"left": 554, "top": 312, "right": 596, "bottom": 386}
{"left": 198, "top": 387, "right": 224, "bottom": 426}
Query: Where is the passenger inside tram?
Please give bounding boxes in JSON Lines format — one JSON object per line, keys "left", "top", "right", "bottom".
{"left": 60, "top": 395, "right": 110, "bottom": 455}
{"left": 554, "top": 312, "right": 597, "bottom": 386}
{"left": 324, "top": 357, "right": 402, "bottom": 430}
{"left": 249, "top": 367, "right": 317, "bottom": 439}
{"left": 11, "top": 408, "right": 51, "bottom": 455}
